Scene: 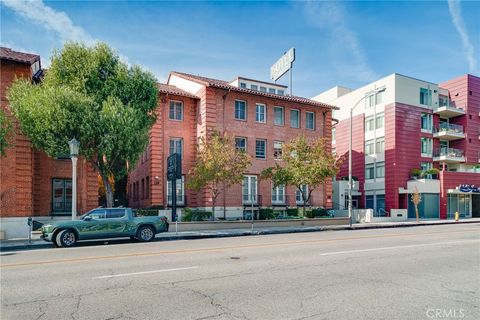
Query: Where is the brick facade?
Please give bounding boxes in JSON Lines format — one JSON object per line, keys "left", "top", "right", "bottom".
{"left": 0, "top": 50, "right": 98, "bottom": 220}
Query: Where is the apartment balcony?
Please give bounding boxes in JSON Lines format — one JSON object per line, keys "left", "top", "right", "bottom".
{"left": 433, "top": 148, "right": 465, "bottom": 163}
{"left": 432, "top": 123, "right": 465, "bottom": 141}
{"left": 433, "top": 104, "right": 465, "bottom": 118}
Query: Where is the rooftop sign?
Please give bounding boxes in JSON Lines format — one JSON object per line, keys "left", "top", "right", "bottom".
{"left": 270, "top": 48, "right": 295, "bottom": 82}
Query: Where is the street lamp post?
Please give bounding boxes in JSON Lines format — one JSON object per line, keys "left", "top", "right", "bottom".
{"left": 348, "top": 87, "right": 386, "bottom": 227}
{"left": 69, "top": 138, "right": 80, "bottom": 220}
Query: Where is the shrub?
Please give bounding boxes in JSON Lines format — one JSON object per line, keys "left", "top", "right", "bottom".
{"left": 181, "top": 208, "right": 213, "bottom": 221}
{"left": 259, "top": 208, "right": 275, "bottom": 220}
{"left": 286, "top": 208, "right": 299, "bottom": 216}
{"left": 410, "top": 168, "right": 422, "bottom": 177}
{"left": 134, "top": 208, "right": 160, "bottom": 216}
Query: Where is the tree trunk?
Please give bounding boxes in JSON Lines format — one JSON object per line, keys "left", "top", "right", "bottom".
{"left": 223, "top": 182, "right": 226, "bottom": 220}
{"left": 212, "top": 197, "right": 216, "bottom": 221}
{"left": 101, "top": 174, "right": 114, "bottom": 208}
{"left": 415, "top": 205, "right": 419, "bottom": 222}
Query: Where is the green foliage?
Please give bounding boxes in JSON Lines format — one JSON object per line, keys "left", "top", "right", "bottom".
{"left": 7, "top": 42, "right": 158, "bottom": 206}
{"left": 259, "top": 208, "right": 275, "bottom": 220}
{"left": 134, "top": 208, "right": 160, "bottom": 217}
{"left": 286, "top": 208, "right": 299, "bottom": 216}
{"left": 262, "top": 135, "right": 341, "bottom": 207}
{"left": 181, "top": 208, "right": 213, "bottom": 222}
{"left": 0, "top": 109, "right": 13, "bottom": 157}
{"left": 188, "top": 131, "right": 251, "bottom": 216}
{"left": 305, "top": 208, "right": 332, "bottom": 218}
{"left": 410, "top": 168, "right": 422, "bottom": 177}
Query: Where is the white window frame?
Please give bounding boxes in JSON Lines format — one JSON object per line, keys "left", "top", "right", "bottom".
{"left": 271, "top": 184, "right": 285, "bottom": 204}
{"left": 240, "top": 82, "right": 247, "bottom": 89}
{"left": 169, "top": 100, "right": 184, "bottom": 121}
{"left": 273, "top": 141, "right": 283, "bottom": 160}
{"left": 306, "top": 112, "right": 315, "bottom": 130}
{"left": 375, "top": 162, "right": 385, "bottom": 178}
{"left": 290, "top": 109, "right": 300, "bottom": 128}
{"left": 259, "top": 86, "right": 267, "bottom": 93}
{"left": 365, "top": 116, "right": 374, "bottom": 132}
{"left": 277, "top": 90, "right": 285, "bottom": 96}
{"left": 375, "top": 137, "right": 385, "bottom": 154}
{"left": 167, "top": 176, "right": 185, "bottom": 205}
{"left": 274, "top": 106, "right": 284, "bottom": 126}
{"left": 268, "top": 88, "right": 276, "bottom": 94}
{"left": 421, "top": 137, "right": 433, "bottom": 157}
{"left": 255, "top": 103, "right": 266, "bottom": 123}
{"left": 365, "top": 139, "right": 374, "bottom": 156}
{"left": 235, "top": 137, "right": 247, "bottom": 152}
{"left": 421, "top": 113, "right": 433, "bottom": 133}
{"left": 375, "top": 113, "right": 384, "bottom": 129}
{"left": 365, "top": 164, "right": 375, "bottom": 180}
{"left": 235, "top": 100, "right": 247, "bottom": 121}
{"left": 250, "top": 84, "right": 258, "bottom": 91}
{"left": 255, "top": 139, "right": 266, "bottom": 159}
{"left": 169, "top": 138, "right": 183, "bottom": 158}
{"left": 243, "top": 175, "right": 257, "bottom": 204}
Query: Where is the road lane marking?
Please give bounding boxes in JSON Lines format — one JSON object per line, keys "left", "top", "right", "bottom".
{"left": 317, "top": 239, "right": 480, "bottom": 256}
{"left": 1, "top": 227, "right": 478, "bottom": 269}
{"left": 92, "top": 266, "right": 199, "bottom": 279}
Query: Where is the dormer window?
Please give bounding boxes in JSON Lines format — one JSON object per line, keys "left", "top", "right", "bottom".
{"left": 240, "top": 82, "right": 247, "bottom": 89}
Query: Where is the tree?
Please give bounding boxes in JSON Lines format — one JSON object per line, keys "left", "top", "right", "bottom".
{"left": 7, "top": 42, "right": 158, "bottom": 208}
{"left": 411, "top": 186, "right": 422, "bottom": 222}
{"left": 262, "top": 135, "right": 341, "bottom": 216}
{"left": 0, "top": 109, "right": 13, "bottom": 157}
{"left": 188, "top": 131, "right": 251, "bottom": 219}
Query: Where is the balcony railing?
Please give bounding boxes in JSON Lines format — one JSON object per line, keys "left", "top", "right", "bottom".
{"left": 434, "top": 104, "right": 465, "bottom": 118}
{"left": 433, "top": 123, "right": 465, "bottom": 140}
{"left": 433, "top": 148, "right": 465, "bottom": 162}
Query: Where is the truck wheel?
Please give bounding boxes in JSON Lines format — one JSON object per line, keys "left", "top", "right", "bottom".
{"left": 137, "top": 226, "right": 155, "bottom": 242}
{"left": 52, "top": 233, "right": 62, "bottom": 248}
{"left": 56, "top": 229, "right": 77, "bottom": 247}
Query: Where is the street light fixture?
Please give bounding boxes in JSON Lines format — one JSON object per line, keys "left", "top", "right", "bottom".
{"left": 69, "top": 138, "right": 80, "bottom": 220}
{"left": 348, "top": 87, "right": 386, "bottom": 227}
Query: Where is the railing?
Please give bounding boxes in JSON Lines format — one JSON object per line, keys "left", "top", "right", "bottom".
{"left": 433, "top": 148, "right": 464, "bottom": 158}
{"left": 435, "top": 123, "right": 464, "bottom": 134}
{"left": 374, "top": 208, "right": 388, "bottom": 217}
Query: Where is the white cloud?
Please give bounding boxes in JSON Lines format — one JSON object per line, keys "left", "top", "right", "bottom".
{"left": 304, "top": 1, "right": 378, "bottom": 83}
{"left": 448, "top": 0, "right": 478, "bottom": 74}
{"left": 2, "top": 0, "right": 96, "bottom": 45}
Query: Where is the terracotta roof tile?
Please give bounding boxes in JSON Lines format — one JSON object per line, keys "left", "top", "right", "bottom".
{"left": 170, "top": 71, "right": 338, "bottom": 110}
{"left": 157, "top": 83, "right": 200, "bottom": 99}
{"left": 0, "top": 47, "right": 40, "bottom": 64}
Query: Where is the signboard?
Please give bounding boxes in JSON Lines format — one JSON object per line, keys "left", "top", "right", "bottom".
{"left": 270, "top": 48, "right": 295, "bottom": 81}
{"left": 458, "top": 184, "right": 480, "bottom": 193}
{"left": 167, "top": 153, "right": 182, "bottom": 181}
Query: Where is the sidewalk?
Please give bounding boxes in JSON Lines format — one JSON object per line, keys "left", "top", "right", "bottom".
{"left": 1, "top": 218, "right": 479, "bottom": 251}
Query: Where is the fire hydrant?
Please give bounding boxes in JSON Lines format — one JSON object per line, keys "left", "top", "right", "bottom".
{"left": 454, "top": 211, "right": 459, "bottom": 222}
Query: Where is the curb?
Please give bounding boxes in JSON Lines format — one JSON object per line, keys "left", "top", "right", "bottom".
{"left": 1, "top": 220, "right": 478, "bottom": 252}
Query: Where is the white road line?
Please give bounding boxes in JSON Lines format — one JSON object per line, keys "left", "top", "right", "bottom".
{"left": 93, "top": 266, "right": 199, "bottom": 279}
{"left": 317, "top": 239, "right": 480, "bottom": 257}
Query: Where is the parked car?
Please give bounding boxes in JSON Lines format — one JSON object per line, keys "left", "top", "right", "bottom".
{"left": 41, "top": 208, "right": 169, "bottom": 248}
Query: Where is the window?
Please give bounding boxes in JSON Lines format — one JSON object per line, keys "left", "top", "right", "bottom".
{"left": 167, "top": 176, "right": 185, "bottom": 205}
{"left": 268, "top": 88, "right": 276, "bottom": 94}
{"left": 88, "top": 209, "right": 106, "bottom": 220}
{"left": 273, "top": 141, "right": 283, "bottom": 160}
{"left": 296, "top": 185, "right": 308, "bottom": 204}
{"left": 420, "top": 88, "right": 432, "bottom": 106}
{"left": 52, "top": 178, "right": 72, "bottom": 212}
{"left": 277, "top": 90, "right": 285, "bottom": 96}
{"left": 366, "top": 94, "right": 375, "bottom": 108}
{"left": 272, "top": 184, "right": 285, "bottom": 204}
{"left": 376, "top": 195, "right": 386, "bottom": 215}
{"left": 376, "top": 137, "right": 385, "bottom": 154}
{"left": 306, "top": 112, "right": 315, "bottom": 130}
{"left": 274, "top": 106, "right": 284, "bottom": 125}
{"left": 332, "top": 127, "right": 336, "bottom": 143}
{"left": 439, "top": 95, "right": 449, "bottom": 107}
{"left": 106, "top": 209, "right": 126, "bottom": 219}
{"left": 421, "top": 113, "right": 433, "bottom": 132}
{"left": 235, "top": 137, "right": 247, "bottom": 152}
{"left": 365, "top": 195, "right": 374, "bottom": 209}
{"left": 375, "top": 113, "right": 384, "bottom": 129}
{"left": 376, "top": 91, "right": 384, "bottom": 104}
{"left": 235, "top": 100, "right": 247, "bottom": 120}
{"left": 169, "top": 101, "right": 183, "bottom": 121}
{"left": 250, "top": 84, "right": 258, "bottom": 91}
{"left": 141, "top": 178, "right": 145, "bottom": 200}
{"left": 255, "top": 139, "right": 266, "bottom": 159}
{"left": 421, "top": 162, "right": 433, "bottom": 172}
{"left": 240, "top": 82, "right": 247, "bottom": 89}
{"left": 290, "top": 109, "right": 300, "bottom": 128}
{"left": 256, "top": 104, "right": 266, "bottom": 123}
{"left": 146, "top": 176, "right": 150, "bottom": 199}
{"left": 376, "top": 162, "right": 385, "bottom": 178}
{"left": 421, "top": 137, "right": 433, "bottom": 157}
{"left": 365, "top": 139, "right": 374, "bottom": 156}
{"left": 260, "top": 86, "right": 267, "bottom": 93}
{"left": 365, "top": 116, "right": 374, "bottom": 132}
{"left": 169, "top": 138, "right": 183, "bottom": 157}
{"left": 365, "top": 164, "right": 375, "bottom": 179}
{"left": 243, "top": 176, "right": 257, "bottom": 203}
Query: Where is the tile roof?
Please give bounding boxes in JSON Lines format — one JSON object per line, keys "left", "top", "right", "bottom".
{"left": 0, "top": 47, "right": 40, "bottom": 64}
{"left": 170, "top": 71, "right": 338, "bottom": 110}
{"left": 157, "top": 83, "right": 200, "bottom": 99}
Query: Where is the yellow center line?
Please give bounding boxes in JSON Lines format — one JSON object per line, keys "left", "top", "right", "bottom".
{"left": 1, "top": 228, "right": 479, "bottom": 269}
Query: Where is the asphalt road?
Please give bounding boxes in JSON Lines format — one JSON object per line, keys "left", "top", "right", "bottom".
{"left": 1, "top": 224, "right": 479, "bottom": 320}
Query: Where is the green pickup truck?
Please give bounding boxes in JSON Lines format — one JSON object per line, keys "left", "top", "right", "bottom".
{"left": 41, "top": 208, "right": 169, "bottom": 248}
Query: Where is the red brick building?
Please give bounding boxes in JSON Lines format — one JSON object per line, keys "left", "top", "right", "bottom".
{"left": 129, "top": 72, "right": 335, "bottom": 219}
{"left": 0, "top": 48, "right": 98, "bottom": 239}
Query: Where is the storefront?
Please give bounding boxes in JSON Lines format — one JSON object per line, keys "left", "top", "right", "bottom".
{"left": 446, "top": 185, "right": 480, "bottom": 219}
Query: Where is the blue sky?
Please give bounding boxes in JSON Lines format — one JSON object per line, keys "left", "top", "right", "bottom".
{"left": 1, "top": 0, "right": 479, "bottom": 98}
